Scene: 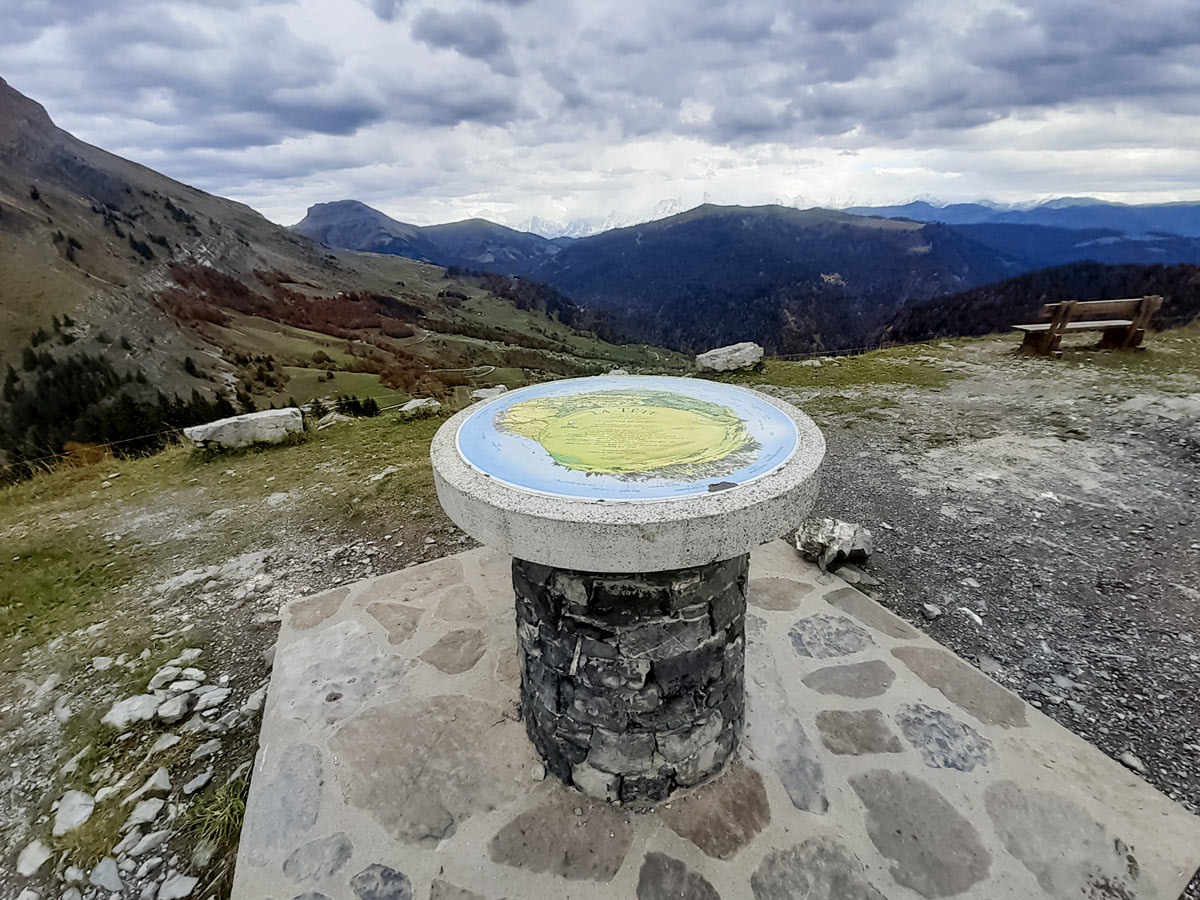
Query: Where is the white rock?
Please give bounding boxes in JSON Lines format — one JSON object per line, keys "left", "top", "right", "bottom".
{"left": 16, "top": 838, "right": 52, "bottom": 876}
{"left": 694, "top": 341, "right": 764, "bottom": 372}
{"left": 955, "top": 606, "right": 984, "bottom": 626}
{"left": 102, "top": 695, "right": 160, "bottom": 729}
{"left": 64, "top": 865, "right": 85, "bottom": 882}
{"left": 121, "top": 798, "right": 165, "bottom": 832}
{"left": 921, "top": 603, "right": 943, "bottom": 620}
{"left": 795, "top": 517, "right": 873, "bottom": 571}
{"left": 183, "top": 408, "right": 303, "bottom": 450}
{"left": 190, "top": 739, "right": 221, "bottom": 761}
{"left": 240, "top": 686, "right": 267, "bottom": 717}
{"left": 179, "top": 667, "right": 206, "bottom": 681}
{"left": 156, "top": 695, "right": 190, "bottom": 724}
{"left": 168, "top": 648, "right": 203, "bottom": 666}
{"left": 167, "top": 680, "right": 201, "bottom": 693}
{"left": 183, "top": 768, "right": 213, "bottom": 795}
{"left": 470, "top": 385, "right": 508, "bottom": 400}
{"left": 124, "top": 767, "right": 171, "bottom": 805}
{"left": 530, "top": 763, "right": 546, "bottom": 782}
{"left": 158, "top": 874, "right": 199, "bottom": 899}
{"left": 16, "top": 889, "right": 40, "bottom": 900}
{"left": 53, "top": 790, "right": 96, "bottom": 835}
{"left": 799, "top": 358, "right": 822, "bottom": 367}
{"left": 1119, "top": 751, "right": 1148, "bottom": 774}
{"left": 400, "top": 397, "right": 441, "bottom": 413}
{"left": 149, "top": 734, "right": 182, "bottom": 756}
{"left": 113, "top": 828, "right": 143, "bottom": 855}
{"left": 130, "top": 829, "right": 170, "bottom": 857}
{"left": 92, "top": 656, "right": 115, "bottom": 671}
{"left": 136, "top": 855, "right": 163, "bottom": 878}
{"left": 89, "top": 857, "right": 123, "bottom": 891}
{"left": 148, "top": 667, "right": 182, "bottom": 690}
{"left": 369, "top": 465, "right": 400, "bottom": 482}
{"left": 193, "top": 688, "right": 230, "bottom": 712}
{"left": 62, "top": 890, "right": 83, "bottom": 900}
{"left": 139, "top": 884, "right": 159, "bottom": 900}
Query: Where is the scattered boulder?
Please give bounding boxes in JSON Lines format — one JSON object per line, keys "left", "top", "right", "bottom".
{"left": 695, "top": 341, "right": 764, "bottom": 373}
{"left": 102, "top": 694, "right": 160, "bottom": 729}
{"left": 89, "top": 858, "right": 123, "bottom": 892}
{"left": 156, "top": 695, "right": 190, "bottom": 724}
{"left": 124, "top": 768, "right": 171, "bottom": 805}
{"left": 183, "top": 408, "right": 303, "bottom": 450}
{"left": 159, "top": 874, "right": 199, "bottom": 899}
{"left": 53, "top": 790, "right": 96, "bottom": 836}
{"left": 316, "top": 411, "right": 353, "bottom": 429}
{"left": 400, "top": 397, "right": 441, "bottom": 413}
{"left": 183, "top": 768, "right": 213, "bottom": 795}
{"left": 470, "top": 385, "right": 508, "bottom": 400}
{"left": 121, "top": 798, "right": 165, "bottom": 832}
{"left": 795, "top": 518, "right": 874, "bottom": 571}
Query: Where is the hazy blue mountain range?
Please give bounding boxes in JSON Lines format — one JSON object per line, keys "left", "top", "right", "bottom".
{"left": 293, "top": 198, "right": 1200, "bottom": 353}
{"left": 845, "top": 199, "right": 1200, "bottom": 237}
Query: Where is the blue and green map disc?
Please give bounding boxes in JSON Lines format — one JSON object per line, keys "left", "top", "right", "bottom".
{"left": 455, "top": 376, "right": 799, "bottom": 502}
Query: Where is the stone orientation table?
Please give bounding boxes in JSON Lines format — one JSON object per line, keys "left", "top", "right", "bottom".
{"left": 232, "top": 544, "right": 1200, "bottom": 900}
{"left": 431, "top": 376, "right": 824, "bottom": 801}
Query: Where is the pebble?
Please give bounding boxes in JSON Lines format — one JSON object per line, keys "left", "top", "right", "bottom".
{"left": 92, "top": 656, "right": 115, "bottom": 671}
{"left": 531, "top": 763, "right": 546, "bottom": 782}
{"left": 1119, "top": 751, "right": 1148, "bottom": 774}
{"left": 921, "top": 603, "right": 942, "bottom": 620}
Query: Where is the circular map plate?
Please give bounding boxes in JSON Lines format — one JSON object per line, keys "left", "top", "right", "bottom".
{"left": 455, "top": 376, "right": 799, "bottom": 502}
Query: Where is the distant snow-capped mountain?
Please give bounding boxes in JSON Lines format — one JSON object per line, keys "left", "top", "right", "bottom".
{"left": 518, "top": 198, "right": 692, "bottom": 238}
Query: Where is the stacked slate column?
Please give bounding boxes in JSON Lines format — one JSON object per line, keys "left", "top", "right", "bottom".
{"left": 514, "top": 554, "right": 748, "bottom": 803}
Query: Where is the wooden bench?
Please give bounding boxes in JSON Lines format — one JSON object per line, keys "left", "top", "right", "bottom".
{"left": 1013, "top": 295, "right": 1162, "bottom": 355}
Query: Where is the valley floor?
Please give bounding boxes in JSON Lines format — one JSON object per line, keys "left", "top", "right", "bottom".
{"left": 2, "top": 327, "right": 1199, "bottom": 899}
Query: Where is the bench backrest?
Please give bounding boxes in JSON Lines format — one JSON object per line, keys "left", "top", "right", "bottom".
{"left": 1034, "top": 296, "right": 1162, "bottom": 324}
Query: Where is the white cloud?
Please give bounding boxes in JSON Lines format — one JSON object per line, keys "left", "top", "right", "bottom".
{"left": 3, "top": 0, "right": 1199, "bottom": 227}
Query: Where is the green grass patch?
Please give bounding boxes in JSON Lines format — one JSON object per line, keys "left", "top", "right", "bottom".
{"left": 721, "top": 346, "right": 960, "bottom": 391}
{"left": 184, "top": 776, "right": 249, "bottom": 847}
{"left": 211, "top": 314, "right": 359, "bottom": 366}
{"left": 270, "top": 367, "right": 403, "bottom": 407}
{"left": 0, "top": 536, "right": 144, "bottom": 672}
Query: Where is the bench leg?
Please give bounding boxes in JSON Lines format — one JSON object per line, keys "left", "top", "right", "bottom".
{"left": 1019, "top": 332, "right": 1042, "bottom": 354}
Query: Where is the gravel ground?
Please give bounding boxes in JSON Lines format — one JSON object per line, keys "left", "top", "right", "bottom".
{"left": 771, "top": 338, "right": 1200, "bottom": 898}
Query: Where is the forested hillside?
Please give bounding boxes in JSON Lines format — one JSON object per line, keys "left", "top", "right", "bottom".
{"left": 882, "top": 263, "right": 1200, "bottom": 344}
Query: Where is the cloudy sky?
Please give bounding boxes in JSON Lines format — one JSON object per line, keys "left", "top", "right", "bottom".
{"left": 5, "top": 0, "right": 1200, "bottom": 230}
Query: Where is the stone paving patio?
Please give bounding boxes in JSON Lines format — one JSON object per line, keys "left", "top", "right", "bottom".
{"left": 232, "top": 541, "right": 1200, "bottom": 900}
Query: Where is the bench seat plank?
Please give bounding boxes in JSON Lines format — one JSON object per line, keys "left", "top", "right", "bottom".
{"left": 1014, "top": 318, "right": 1134, "bottom": 333}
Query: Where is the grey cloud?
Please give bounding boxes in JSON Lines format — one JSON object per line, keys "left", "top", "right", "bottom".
{"left": 411, "top": 7, "right": 516, "bottom": 75}
{"left": 369, "top": 0, "right": 405, "bottom": 21}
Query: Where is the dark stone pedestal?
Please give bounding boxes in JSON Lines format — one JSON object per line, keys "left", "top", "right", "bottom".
{"left": 513, "top": 554, "right": 748, "bottom": 803}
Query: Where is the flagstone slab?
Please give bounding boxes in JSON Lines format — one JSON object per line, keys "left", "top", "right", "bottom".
{"left": 233, "top": 543, "right": 1200, "bottom": 900}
